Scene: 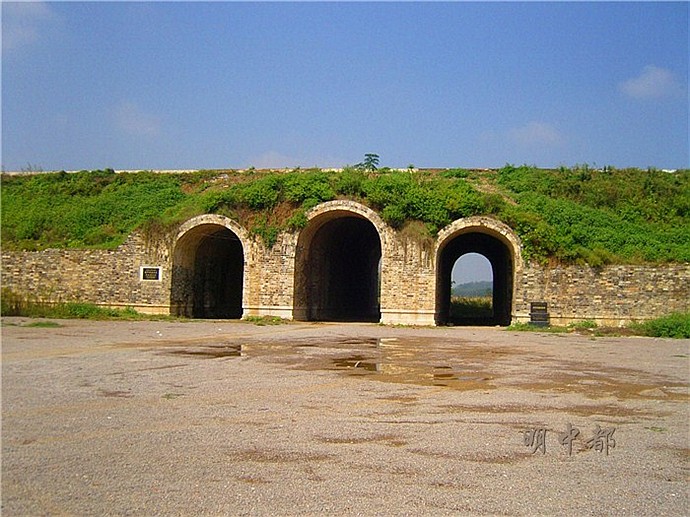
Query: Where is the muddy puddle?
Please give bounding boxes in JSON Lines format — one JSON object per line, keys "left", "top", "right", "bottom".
{"left": 153, "top": 336, "right": 503, "bottom": 390}
{"left": 165, "top": 343, "right": 244, "bottom": 359}
{"left": 141, "top": 335, "right": 689, "bottom": 401}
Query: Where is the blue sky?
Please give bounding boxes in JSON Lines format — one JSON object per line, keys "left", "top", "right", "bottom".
{"left": 452, "top": 253, "right": 491, "bottom": 283}
{"left": 2, "top": 1, "right": 688, "bottom": 172}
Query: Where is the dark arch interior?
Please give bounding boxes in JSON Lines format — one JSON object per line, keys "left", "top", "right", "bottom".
{"left": 171, "top": 226, "right": 244, "bottom": 319}
{"left": 436, "top": 232, "right": 513, "bottom": 326}
{"left": 296, "top": 216, "right": 381, "bottom": 322}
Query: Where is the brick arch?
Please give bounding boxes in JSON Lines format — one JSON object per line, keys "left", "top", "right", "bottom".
{"left": 175, "top": 214, "right": 250, "bottom": 249}
{"left": 171, "top": 215, "right": 249, "bottom": 319}
{"left": 435, "top": 216, "right": 523, "bottom": 268}
{"left": 305, "top": 200, "right": 389, "bottom": 244}
{"left": 294, "top": 200, "right": 386, "bottom": 322}
{"left": 435, "top": 216, "right": 523, "bottom": 326}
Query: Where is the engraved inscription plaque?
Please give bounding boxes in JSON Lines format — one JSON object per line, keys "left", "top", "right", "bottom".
{"left": 141, "top": 267, "right": 161, "bottom": 281}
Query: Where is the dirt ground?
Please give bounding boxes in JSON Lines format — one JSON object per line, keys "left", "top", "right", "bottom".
{"left": 2, "top": 318, "right": 688, "bottom": 516}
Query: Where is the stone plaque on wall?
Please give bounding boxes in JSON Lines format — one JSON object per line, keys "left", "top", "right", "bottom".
{"left": 140, "top": 266, "right": 161, "bottom": 281}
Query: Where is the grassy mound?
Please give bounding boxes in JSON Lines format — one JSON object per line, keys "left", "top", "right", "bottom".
{"left": 2, "top": 165, "right": 688, "bottom": 265}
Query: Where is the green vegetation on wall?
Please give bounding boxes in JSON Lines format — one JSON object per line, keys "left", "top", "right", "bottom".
{"left": 495, "top": 165, "right": 690, "bottom": 264}
{"left": 1, "top": 169, "right": 188, "bottom": 250}
{"left": 2, "top": 165, "right": 689, "bottom": 265}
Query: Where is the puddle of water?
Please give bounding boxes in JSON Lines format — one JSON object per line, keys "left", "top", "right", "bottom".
{"left": 144, "top": 335, "right": 688, "bottom": 398}
{"left": 330, "top": 355, "right": 379, "bottom": 372}
{"left": 163, "top": 343, "right": 244, "bottom": 359}
{"left": 151, "top": 336, "right": 500, "bottom": 391}
{"left": 319, "top": 346, "right": 493, "bottom": 389}
{"left": 98, "top": 389, "right": 134, "bottom": 398}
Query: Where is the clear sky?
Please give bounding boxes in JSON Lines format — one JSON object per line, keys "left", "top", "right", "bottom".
{"left": 452, "top": 253, "right": 492, "bottom": 283}
{"left": 2, "top": 1, "right": 688, "bottom": 172}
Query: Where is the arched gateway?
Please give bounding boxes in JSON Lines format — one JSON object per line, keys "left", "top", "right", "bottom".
{"left": 167, "top": 210, "right": 522, "bottom": 325}
{"left": 293, "top": 201, "right": 385, "bottom": 322}
{"left": 171, "top": 215, "right": 248, "bottom": 319}
{"left": 435, "top": 217, "right": 522, "bottom": 326}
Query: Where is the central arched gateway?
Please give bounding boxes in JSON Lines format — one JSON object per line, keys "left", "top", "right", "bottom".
{"left": 435, "top": 217, "right": 522, "bottom": 326}
{"left": 294, "top": 203, "right": 383, "bottom": 322}
{"left": 171, "top": 215, "right": 247, "bottom": 319}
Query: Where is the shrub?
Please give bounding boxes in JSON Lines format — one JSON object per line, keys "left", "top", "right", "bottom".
{"left": 441, "top": 168, "right": 470, "bottom": 179}
{"left": 381, "top": 204, "right": 407, "bottom": 228}
{"left": 282, "top": 171, "right": 335, "bottom": 205}
{"left": 286, "top": 209, "right": 308, "bottom": 231}
{"left": 442, "top": 181, "right": 485, "bottom": 220}
{"left": 235, "top": 175, "right": 283, "bottom": 209}
{"left": 334, "top": 167, "right": 367, "bottom": 197}
{"left": 361, "top": 171, "right": 484, "bottom": 232}
{"left": 630, "top": 313, "right": 690, "bottom": 339}
{"left": 363, "top": 172, "right": 412, "bottom": 208}
{"left": 1, "top": 289, "right": 26, "bottom": 316}
{"left": 249, "top": 216, "right": 280, "bottom": 249}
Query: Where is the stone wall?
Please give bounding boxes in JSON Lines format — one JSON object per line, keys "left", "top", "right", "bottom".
{"left": 380, "top": 233, "right": 436, "bottom": 325}
{"left": 1, "top": 233, "right": 171, "bottom": 313}
{"left": 515, "top": 263, "right": 690, "bottom": 326}
{"left": 243, "top": 233, "right": 298, "bottom": 319}
{"left": 2, "top": 203, "right": 688, "bottom": 326}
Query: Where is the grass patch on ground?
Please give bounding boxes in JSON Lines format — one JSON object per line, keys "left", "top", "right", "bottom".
{"left": 242, "top": 315, "right": 290, "bottom": 326}
{"left": 0, "top": 289, "right": 178, "bottom": 321}
{"left": 568, "top": 319, "right": 598, "bottom": 331}
{"left": 508, "top": 313, "right": 690, "bottom": 339}
{"left": 505, "top": 322, "right": 570, "bottom": 333}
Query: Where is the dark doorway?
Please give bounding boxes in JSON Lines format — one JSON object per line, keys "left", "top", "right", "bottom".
{"left": 436, "top": 232, "right": 513, "bottom": 326}
{"left": 171, "top": 225, "right": 244, "bottom": 319}
{"left": 295, "top": 215, "right": 381, "bottom": 322}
